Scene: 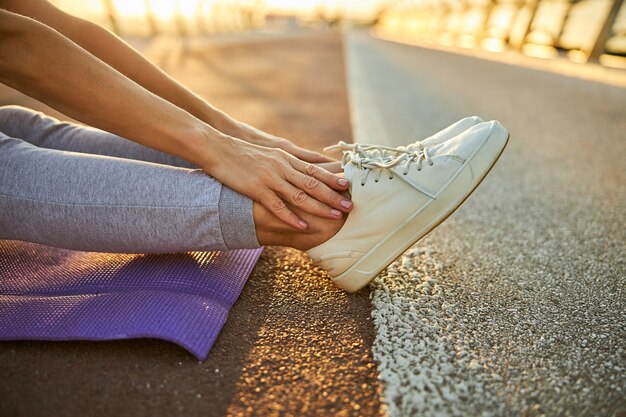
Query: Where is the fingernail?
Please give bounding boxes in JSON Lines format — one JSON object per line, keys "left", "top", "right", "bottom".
{"left": 330, "top": 209, "right": 342, "bottom": 217}
{"left": 298, "top": 220, "right": 308, "bottom": 229}
{"left": 341, "top": 199, "right": 352, "bottom": 209}
{"left": 337, "top": 178, "right": 349, "bottom": 186}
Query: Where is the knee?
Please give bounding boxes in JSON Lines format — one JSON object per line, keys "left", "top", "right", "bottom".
{"left": 0, "top": 104, "right": 37, "bottom": 118}
{"left": 0, "top": 105, "right": 49, "bottom": 138}
{"left": 0, "top": 105, "right": 40, "bottom": 126}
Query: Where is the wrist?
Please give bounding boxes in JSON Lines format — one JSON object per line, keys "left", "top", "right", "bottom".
{"left": 179, "top": 123, "right": 229, "bottom": 170}
{"left": 219, "top": 118, "right": 255, "bottom": 142}
{"left": 200, "top": 106, "right": 262, "bottom": 143}
{"left": 197, "top": 104, "right": 240, "bottom": 136}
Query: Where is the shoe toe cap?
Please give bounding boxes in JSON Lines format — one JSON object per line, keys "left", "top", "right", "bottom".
{"left": 434, "top": 120, "right": 499, "bottom": 160}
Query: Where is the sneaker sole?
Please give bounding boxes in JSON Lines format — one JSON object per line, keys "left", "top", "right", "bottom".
{"left": 333, "top": 122, "right": 510, "bottom": 292}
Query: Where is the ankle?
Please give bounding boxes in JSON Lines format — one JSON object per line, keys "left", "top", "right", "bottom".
{"left": 253, "top": 202, "right": 345, "bottom": 250}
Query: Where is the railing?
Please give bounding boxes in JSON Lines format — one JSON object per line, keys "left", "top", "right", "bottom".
{"left": 377, "top": 0, "right": 626, "bottom": 68}
{"left": 50, "top": 0, "right": 266, "bottom": 37}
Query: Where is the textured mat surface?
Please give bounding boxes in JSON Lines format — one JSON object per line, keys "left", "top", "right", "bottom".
{"left": 0, "top": 240, "right": 262, "bottom": 360}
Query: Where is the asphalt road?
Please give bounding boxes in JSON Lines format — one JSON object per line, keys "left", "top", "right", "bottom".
{"left": 346, "top": 32, "right": 626, "bottom": 417}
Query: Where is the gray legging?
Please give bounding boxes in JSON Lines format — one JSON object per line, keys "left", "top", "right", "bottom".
{"left": 0, "top": 105, "right": 259, "bottom": 253}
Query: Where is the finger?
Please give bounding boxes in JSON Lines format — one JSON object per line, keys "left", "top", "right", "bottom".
{"left": 277, "top": 179, "right": 343, "bottom": 219}
{"left": 287, "top": 168, "right": 352, "bottom": 213}
{"left": 260, "top": 191, "right": 308, "bottom": 230}
{"left": 315, "top": 161, "right": 343, "bottom": 174}
{"left": 291, "top": 157, "right": 352, "bottom": 196}
{"left": 286, "top": 144, "right": 335, "bottom": 163}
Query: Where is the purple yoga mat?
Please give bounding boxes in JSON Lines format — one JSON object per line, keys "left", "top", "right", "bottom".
{"left": 0, "top": 240, "right": 262, "bottom": 360}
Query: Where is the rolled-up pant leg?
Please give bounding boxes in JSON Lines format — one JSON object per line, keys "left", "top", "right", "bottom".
{"left": 0, "top": 106, "right": 259, "bottom": 253}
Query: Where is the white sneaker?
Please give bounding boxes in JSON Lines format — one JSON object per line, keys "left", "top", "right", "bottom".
{"left": 308, "top": 120, "right": 509, "bottom": 292}
{"left": 324, "top": 116, "right": 483, "bottom": 157}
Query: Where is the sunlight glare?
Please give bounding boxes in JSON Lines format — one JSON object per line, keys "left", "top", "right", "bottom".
{"left": 109, "top": 0, "right": 208, "bottom": 20}
{"left": 148, "top": 0, "right": 177, "bottom": 20}
{"left": 111, "top": 0, "right": 145, "bottom": 17}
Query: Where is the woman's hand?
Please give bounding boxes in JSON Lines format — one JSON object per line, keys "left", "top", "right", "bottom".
{"left": 315, "top": 161, "right": 343, "bottom": 174}
{"left": 203, "top": 135, "right": 352, "bottom": 230}
{"left": 231, "top": 122, "right": 336, "bottom": 164}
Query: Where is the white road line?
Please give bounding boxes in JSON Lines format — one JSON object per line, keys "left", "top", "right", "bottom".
{"left": 344, "top": 31, "right": 499, "bottom": 417}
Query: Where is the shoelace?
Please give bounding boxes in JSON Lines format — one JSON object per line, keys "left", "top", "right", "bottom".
{"left": 324, "top": 140, "right": 425, "bottom": 159}
{"left": 324, "top": 141, "right": 434, "bottom": 186}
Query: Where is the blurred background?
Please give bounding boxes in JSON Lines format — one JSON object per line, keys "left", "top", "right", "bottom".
{"left": 51, "top": 0, "right": 626, "bottom": 69}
